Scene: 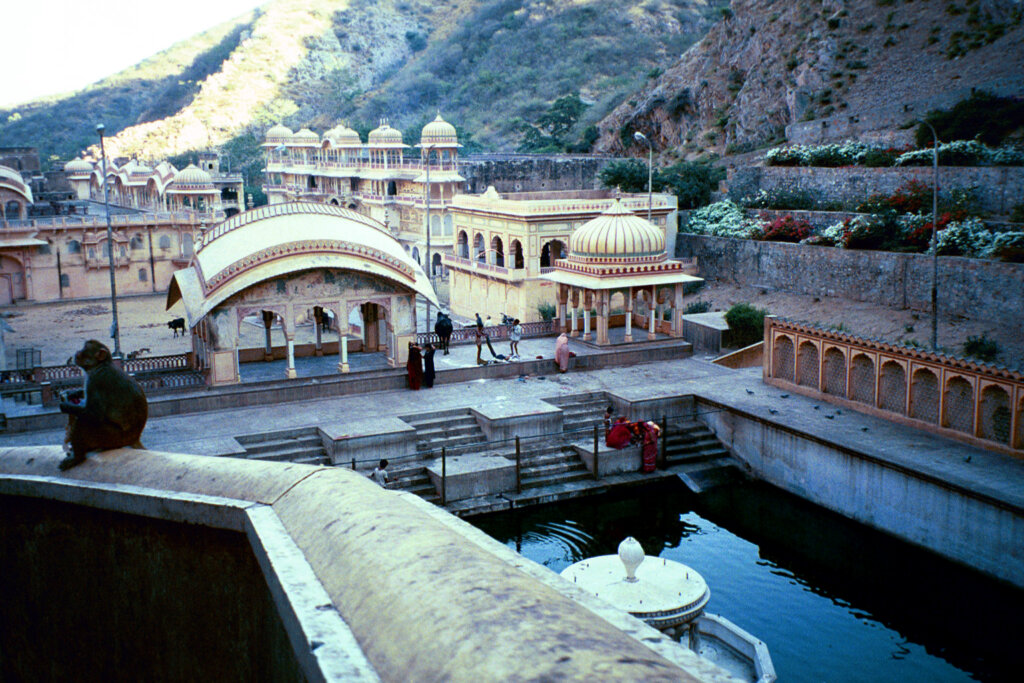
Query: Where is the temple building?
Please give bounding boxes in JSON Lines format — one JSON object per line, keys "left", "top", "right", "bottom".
{"left": 442, "top": 187, "right": 679, "bottom": 323}
{"left": 167, "top": 202, "right": 438, "bottom": 384}
{"left": 542, "top": 199, "right": 701, "bottom": 343}
{"left": 262, "top": 115, "right": 464, "bottom": 274}
{"left": 0, "top": 165, "right": 33, "bottom": 221}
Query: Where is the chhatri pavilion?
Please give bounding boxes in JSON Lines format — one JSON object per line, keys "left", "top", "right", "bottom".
{"left": 167, "top": 202, "right": 438, "bottom": 385}
{"left": 543, "top": 200, "right": 702, "bottom": 345}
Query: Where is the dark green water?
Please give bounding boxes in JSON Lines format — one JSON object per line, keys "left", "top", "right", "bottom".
{"left": 470, "top": 480, "right": 1021, "bottom": 682}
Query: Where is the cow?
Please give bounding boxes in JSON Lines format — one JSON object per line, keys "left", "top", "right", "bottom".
{"left": 168, "top": 318, "right": 186, "bottom": 337}
{"left": 434, "top": 312, "right": 453, "bottom": 355}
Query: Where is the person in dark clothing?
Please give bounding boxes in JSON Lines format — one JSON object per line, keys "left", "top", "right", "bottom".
{"left": 407, "top": 343, "right": 423, "bottom": 390}
{"left": 423, "top": 343, "right": 436, "bottom": 388}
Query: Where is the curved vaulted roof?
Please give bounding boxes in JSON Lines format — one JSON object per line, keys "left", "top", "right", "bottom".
{"left": 0, "top": 166, "right": 33, "bottom": 203}
{"left": 167, "top": 202, "right": 438, "bottom": 326}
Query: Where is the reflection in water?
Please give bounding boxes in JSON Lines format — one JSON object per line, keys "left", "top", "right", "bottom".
{"left": 471, "top": 480, "right": 1021, "bottom": 683}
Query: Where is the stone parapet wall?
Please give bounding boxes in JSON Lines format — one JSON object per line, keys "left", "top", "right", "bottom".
{"left": 460, "top": 155, "right": 615, "bottom": 194}
{"left": 675, "top": 233, "right": 1024, "bottom": 324}
{"left": 726, "top": 165, "right": 1024, "bottom": 215}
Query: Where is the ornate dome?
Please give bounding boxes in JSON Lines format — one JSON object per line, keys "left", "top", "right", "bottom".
{"left": 568, "top": 200, "right": 665, "bottom": 259}
{"left": 325, "top": 124, "right": 362, "bottom": 147}
{"left": 169, "top": 164, "right": 214, "bottom": 191}
{"left": 368, "top": 122, "right": 405, "bottom": 146}
{"left": 291, "top": 128, "right": 320, "bottom": 146}
{"left": 124, "top": 159, "right": 153, "bottom": 177}
{"left": 64, "top": 158, "right": 93, "bottom": 174}
{"left": 419, "top": 114, "right": 459, "bottom": 146}
{"left": 265, "top": 123, "right": 294, "bottom": 144}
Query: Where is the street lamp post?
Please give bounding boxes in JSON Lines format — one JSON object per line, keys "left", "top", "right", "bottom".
{"left": 96, "top": 124, "right": 123, "bottom": 361}
{"left": 423, "top": 144, "right": 434, "bottom": 331}
{"left": 633, "top": 131, "right": 653, "bottom": 221}
{"left": 917, "top": 119, "right": 940, "bottom": 352}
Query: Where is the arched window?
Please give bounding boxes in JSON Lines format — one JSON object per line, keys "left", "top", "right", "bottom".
{"left": 159, "top": 235, "right": 171, "bottom": 249}
{"left": 473, "top": 233, "right": 485, "bottom": 263}
{"left": 540, "top": 240, "right": 566, "bottom": 268}
{"left": 979, "top": 386, "right": 1011, "bottom": 444}
{"left": 822, "top": 348, "right": 846, "bottom": 396}
{"left": 431, "top": 215, "right": 442, "bottom": 235}
{"left": 60, "top": 274, "right": 70, "bottom": 288}
{"left": 66, "top": 240, "right": 81, "bottom": 254}
{"left": 772, "top": 336, "right": 795, "bottom": 382}
{"left": 432, "top": 252, "right": 442, "bottom": 276}
{"left": 511, "top": 240, "right": 524, "bottom": 269}
{"left": 879, "top": 361, "right": 907, "bottom": 414}
{"left": 910, "top": 369, "right": 940, "bottom": 424}
{"left": 412, "top": 247, "right": 421, "bottom": 264}
{"left": 138, "top": 268, "right": 148, "bottom": 282}
{"left": 943, "top": 377, "right": 974, "bottom": 433}
{"left": 849, "top": 354, "right": 875, "bottom": 404}
{"left": 491, "top": 236, "right": 504, "bottom": 267}
{"left": 797, "top": 342, "right": 819, "bottom": 388}
{"left": 457, "top": 230, "right": 469, "bottom": 259}
{"left": 443, "top": 214, "right": 453, "bottom": 236}
{"left": 182, "top": 234, "right": 194, "bottom": 257}
{"left": 130, "top": 234, "right": 144, "bottom": 249}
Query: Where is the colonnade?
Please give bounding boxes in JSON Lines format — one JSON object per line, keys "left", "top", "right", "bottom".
{"left": 555, "top": 283, "right": 685, "bottom": 345}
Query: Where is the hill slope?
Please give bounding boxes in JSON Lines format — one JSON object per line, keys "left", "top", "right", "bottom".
{"left": 0, "top": 0, "right": 728, "bottom": 166}
{"left": 595, "top": 0, "right": 1024, "bottom": 157}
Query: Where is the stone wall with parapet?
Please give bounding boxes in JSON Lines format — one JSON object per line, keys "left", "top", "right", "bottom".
{"left": 460, "top": 154, "right": 616, "bottom": 194}
{"left": 675, "top": 233, "right": 1024, "bottom": 324}
{"left": 725, "top": 165, "right": 1024, "bottom": 215}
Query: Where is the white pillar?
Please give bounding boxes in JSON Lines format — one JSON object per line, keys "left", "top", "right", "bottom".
{"left": 582, "top": 291, "right": 591, "bottom": 341}
{"left": 285, "top": 338, "right": 297, "bottom": 379}
{"left": 570, "top": 289, "right": 579, "bottom": 338}
{"left": 625, "top": 287, "right": 633, "bottom": 343}
{"left": 648, "top": 287, "right": 657, "bottom": 340}
{"left": 339, "top": 334, "right": 350, "bottom": 373}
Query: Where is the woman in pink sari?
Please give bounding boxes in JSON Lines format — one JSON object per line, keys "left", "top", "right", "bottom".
{"left": 554, "top": 333, "right": 570, "bottom": 372}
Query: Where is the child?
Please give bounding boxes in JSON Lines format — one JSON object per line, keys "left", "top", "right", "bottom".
{"left": 509, "top": 319, "right": 523, "bottom": 359}
{"left": 371, "top": 459, "right": 390, "bottom": 487}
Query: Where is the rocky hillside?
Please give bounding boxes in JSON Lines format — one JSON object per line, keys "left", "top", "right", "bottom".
{"left": 596, "top": 0, "right": 1024, "bottom": 158}
{"left": 0, "top": 0, "right": 728, "bottom": 165}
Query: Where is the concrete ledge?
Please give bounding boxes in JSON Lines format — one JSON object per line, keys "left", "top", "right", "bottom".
{"left": 321, "top": 417, "right": 417, "bottom": 467}
{"left": 470, "top": 397, "right": 563, "bottom": 441}
{"left": 574, "top": 441, "right": 642, "bottom": 477}
{"left": 426, "top": 453, "right": 516, "bottom": 501}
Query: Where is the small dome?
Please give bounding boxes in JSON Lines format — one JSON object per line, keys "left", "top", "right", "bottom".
{"left": 569, "top": 200, "right": 665, "bottom": 258}
{"left": 64, "top": 158, "right": 93, "bottom": 174}
{"left": 171, "top": 164, "right": 214, "bottom": 189}
{"left": 124, "top": 159, "right": 153, "bottom": 176}
{"left": 325, "top": 124, "right": 362, "bottom": 147}
{"left": 265, "top": 123, "right": 294, "bottom": 144}
{"left": 291, "top": 128, "right": 320, "bottom": 146}
{"left": 420, "top": 114, "right": 458, "bottom": 146}
{"left": 368, "top": 122, "right": 405, "bottom": 146}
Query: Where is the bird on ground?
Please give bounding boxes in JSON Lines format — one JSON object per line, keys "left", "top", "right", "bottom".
{"left": 825, "top": 415, "right": 834, "bottom": 419}
{"left": 813, "top": 405, "right": 820, "bottom": 410}
{"left": 746, "top": 389, "right": 754, "bottom": 395}
{"left": 768, "top": 408, "right": 779, "bottom": 415}
{"left": 780, "top": 394, "right": 789, "bottom": 398}
{"left": 861, "top": 427, "right": 869, "bottom": 432}
{"left": 964, "top": 455, "right": 972, "bottom": 463}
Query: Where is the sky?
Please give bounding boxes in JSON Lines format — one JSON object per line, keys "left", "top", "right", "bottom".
{"left": 1, "top": 0, "right": 267, "bottom": 108}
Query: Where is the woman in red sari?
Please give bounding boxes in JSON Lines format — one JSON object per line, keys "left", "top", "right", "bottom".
{"left": 407, "top": 343, "right": 424, "bottom": 390}
{"left": 606, "top": 417, "right": 632, "bottom": 449}
{"left": 641, "top": 421, "right": 660, "bottom": 473}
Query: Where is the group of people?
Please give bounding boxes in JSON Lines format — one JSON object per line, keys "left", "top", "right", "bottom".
{"left": 406, "top": 342, "right": 436, "bottom": 390}
{"left": 603, "top": 405, "right": 660, "bottom": 473}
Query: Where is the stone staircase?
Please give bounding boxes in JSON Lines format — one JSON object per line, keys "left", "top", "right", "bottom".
{"left": 235, "top": 426, "right": 329, "bottom": 465}
{"left": 517, "top": 443, "right": 591, "bottom": 490}
{"left": 399, "top": 408, "right": 488, "bottom": 456}
{"left": 544, "top": 391, "right": 610, "bottom": 439}
{"left": 387, "top": 463, "right": 440, "bottom": 504}
{"left": 663, "top": 419, "right": 743, "bottom": 492}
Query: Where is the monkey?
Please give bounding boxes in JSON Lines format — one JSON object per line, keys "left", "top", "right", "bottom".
{"left": 58, "top": 340, "right": 148, "bottom": 471}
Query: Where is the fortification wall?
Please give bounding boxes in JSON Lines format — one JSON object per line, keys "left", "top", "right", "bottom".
{"left": 460, "top": 155, "right": 615, "bottom": 194}
{"left": 676, "top": 234, "right": 1024, "bottom": 323}
{"left": 725, "top": 165, "right": 1024, "bottom": 215}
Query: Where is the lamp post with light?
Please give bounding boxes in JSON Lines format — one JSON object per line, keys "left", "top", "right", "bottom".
{"left": 423, "top": 143, "right": 435, "bottom": 331}
{"left": 96, "top": 124, "right": 123, "bottom": 361}
{"left": 633, "top": 131, "right": 653, "bottom": 221}
{"left": 917, "top": 119, "right": 940, "bottom": 352}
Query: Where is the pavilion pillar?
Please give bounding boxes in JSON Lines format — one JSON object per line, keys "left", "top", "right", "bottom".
{"left": 648, "top": 286, "right": 657, "bottom": 340}
{"left": 672, "top": 284, "right": 683, "bottom": 338}
{"left": 313, "top": 306, "right": 324, "bottom": 356}
{"left": 557, "top": 284, "right": 567, "bottom": 333}
{"left": 285, "top": 336, "right": 297, "bottom": 379}
{"left": 582, "top": 290, "right": 592, "bottom": 341}
{"left": 261, "top": 310, "right": 275, "bottom": 361}
{"left": 338, "top": 334, "right": 350, "bottom": 373}
{"left": 570, "top": 288, "right": 579, "bottom": 338}
{"left": 625, "top": 287, "right": 634, "bottom": 343}
{"left": 597, "top": 290, "right": 609, "bottom": 345}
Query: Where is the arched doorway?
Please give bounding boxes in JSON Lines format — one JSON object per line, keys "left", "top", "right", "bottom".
{"left": 361, "top": 303, "right": 387, "bottom": 352}
{"left": 540, "top": 240, "right": 566, "bottom": 268}
{"left": 491, "top": 236, "right": 504, "bottom": 267}
{"left": 473, "top": 233, "right": 485, "bottom": 263}
{"left": 457, "top": 231, "right": 469, "bottom": 258}
{"left": 432, "top": 252, "right": 442, "bottom": 276}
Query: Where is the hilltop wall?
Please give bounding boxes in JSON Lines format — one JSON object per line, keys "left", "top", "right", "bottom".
{"left": 460, "top": 155, "right": 615, "bottom": 194}
{"left": 725, "top": 166, "right": 1024, "bottom": 215}
{"left": 676, "top": 233, "right": 1024, "bottom": 323}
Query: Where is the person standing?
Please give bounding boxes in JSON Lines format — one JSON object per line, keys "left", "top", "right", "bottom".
{"left": 554, "top": 333, "right": 570, "bottom": 373}
{"left": 407, "top": 343, "right": 423, "bottom": 390}
{"left": 423, "top": 343, "right": 436, "bottom": 388}
{"left": 509, "top": 319, "right": 523, "bottom": 359}
{"left": 371, "top": 459, "right": 390, "bottom": 487}
{"left": 475, "top": 321, "right": 486, "bottom": 365}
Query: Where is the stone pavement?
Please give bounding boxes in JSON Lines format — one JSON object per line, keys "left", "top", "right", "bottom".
{"left": 5, "top": 353, "right": 1022, "bottom": 513}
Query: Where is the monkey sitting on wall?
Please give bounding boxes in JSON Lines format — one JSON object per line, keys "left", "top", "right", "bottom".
{"left": 58, "top": 340, "right": 148, "bottom": 471}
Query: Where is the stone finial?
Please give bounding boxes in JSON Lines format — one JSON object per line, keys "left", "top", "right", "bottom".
{"left": 618, "top": 537, "right": 644, "bottom": 583}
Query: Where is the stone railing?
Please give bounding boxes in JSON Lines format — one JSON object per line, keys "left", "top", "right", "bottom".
{"left": 763, "top": 317, "right": 1024, "bottom": 454}
{"left": 416, "top": 320, "right": 554, "bottom": 346}
{"left": 1, "top": 211, "right": 220, "bottom": 230}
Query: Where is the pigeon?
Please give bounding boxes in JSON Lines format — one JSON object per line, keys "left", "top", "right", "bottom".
{"left": 861, "top": 427, "right": 869, "bottom": 432}
{"left": 768, "top": 409, "right": 779, "bottom": 415}
{"left": 964, "top": 455, "right": 972, "bottom": 463}
{"left": 746, "top": 389, "right": 754, "bottom": 395}
{"left": 835, "top": 409, "right": 843, "bottom": 415}
{"left": 813, "top": 406, "right": 820, "bottom": 410}
{"left": 825, "top": 415, "right": 834, "bottom": 419}
{"left": 780, "top": 394, "right": 789, "bottom": 398}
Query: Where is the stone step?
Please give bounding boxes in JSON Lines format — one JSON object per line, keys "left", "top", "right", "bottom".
{"left": 520, "top": 451, "right": 581, "bottom": 468}
{"left": 246, "top": 445, "right": 328, "bottom": 462}
{"left": 292, "top": 455, "right": 329, "bottom": 466}
{"left": 240, "top": 435, "right": 323, "bottom": 455}
{"left": 522, "top": 471, "right": 593, "bottom": 490}
{"left": 235, "top": 426, "right": 320, "bottom": 445}
{"left": 416, "top": 433, "right": 488, "bottom": 451}
{"left": 399, "top": 409, "right": 476, "bottom": 426}
{"left": 414, "top": 423, "right": 482, "bottom": 439}
{"left": 665, "top": 446, "right": 730, "bottom": 465}
{"left": 665, "top": 436, "right": 721, "bottom": 452}
{"left": 675, "top": 458, "right": 745, "bottom": 493}
{"left": 522, "top": 461, "right": 588, "bottom": 478}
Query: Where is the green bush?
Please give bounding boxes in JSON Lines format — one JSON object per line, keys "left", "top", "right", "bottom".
{"left": 963, "top": 333, "right": 999, "bottom": 362}
{"left": 537, "top": 303, "right": 557, "bottom": 321}
{"left": 985, "top": 232, "right": 1024, "bottom": 262}
{"left": 917, "top": 92, "right": 1024, "bottom": 148}
{"left": 682, "top": 200, "right": 759, "bottom": 238}
{"left": 1009, "top": 204, "right": 1024, "bottom": 223}
{"left": 684, "top": 300, "right": 712, "bottom": 314}
{"left": 724, "top": 303, "right": 767, "bottom": 347}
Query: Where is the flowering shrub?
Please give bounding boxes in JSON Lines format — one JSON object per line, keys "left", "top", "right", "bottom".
{"left": 856, "top": 179, "right": 932, "bottom": 214}
{"left": 741, "top": 188, "right": 818, "bottom": 210}
{"left": 682, "top": 200, "right": 759, "bottom": 238}
{"left": 983, "top": 231, "right": 1024, "bottom": 262}
{"left": 752, "top": 214, "right": 813, "bottom": 242}
{"left": 765, "top": 141, "right": 870, "bottom": 167}
{"left": 935, "top": 217, "right": 993, "bottom": 257}
{"left": 895, "top": 141, "right": 1024, "bottom": 167}
{"left": 840, "top": 214, "right": 904, "bottom": 250}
